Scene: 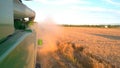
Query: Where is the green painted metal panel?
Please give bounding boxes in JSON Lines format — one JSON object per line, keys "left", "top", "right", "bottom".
{"left": 0, "top": 30, "right": 36, "bottom": 68}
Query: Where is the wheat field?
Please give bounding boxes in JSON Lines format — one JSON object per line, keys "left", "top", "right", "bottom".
{"left": 32, "top": 23, "right": 120, "bottom": 68}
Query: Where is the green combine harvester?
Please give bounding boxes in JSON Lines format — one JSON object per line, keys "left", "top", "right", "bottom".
{"left": 0, "top": 0, "right": 37, "bottom": 68}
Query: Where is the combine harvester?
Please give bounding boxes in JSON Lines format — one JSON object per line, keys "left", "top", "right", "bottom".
{"left": 0, "top": 0, "right": 36, "bottom": 68}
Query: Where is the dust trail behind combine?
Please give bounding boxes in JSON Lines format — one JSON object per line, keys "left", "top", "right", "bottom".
{"left": 32, "top": 20, "right": 64, "bottom": 68}
{"left": 36, "top": 19, "right": 63, "bottom": 53}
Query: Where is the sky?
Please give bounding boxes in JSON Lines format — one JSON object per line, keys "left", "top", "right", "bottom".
{"left": 23, "top": 0, "right": 120, "bottom": 25}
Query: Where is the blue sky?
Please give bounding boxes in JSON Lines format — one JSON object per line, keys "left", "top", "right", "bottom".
{"left": 23, "top": 0, "right": 120, "bottom": 25}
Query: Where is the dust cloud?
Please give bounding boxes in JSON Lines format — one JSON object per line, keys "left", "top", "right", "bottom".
{"left": 39, "top": 22, "right": 61, "bottom": 53}
{"left": 32, "top": 19, "right": 63, "bottom": 55}
{"left": 32, "top": 19, "right": 65, "bottom": 68}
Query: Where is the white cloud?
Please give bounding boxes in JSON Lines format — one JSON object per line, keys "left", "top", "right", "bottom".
{"left": 71, "top": 6, "right": 107, "bottom": 12}
{"left": 70, "top": 6, "right": 120, "bottom": 15}
{"left": 106, "top": 0, "right": 120, "bottom": 6}
{"left": 34, "top": 0, "right": 91, "bottom": 5}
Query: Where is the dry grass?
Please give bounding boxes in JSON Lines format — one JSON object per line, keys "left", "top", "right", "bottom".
{"left": 32, "top": 22, "right": 120, "bottom": 68}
